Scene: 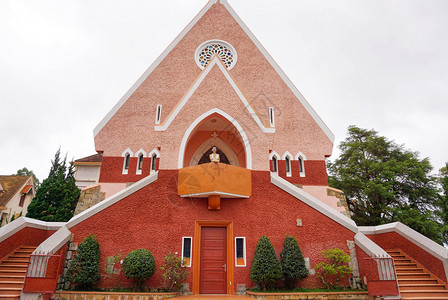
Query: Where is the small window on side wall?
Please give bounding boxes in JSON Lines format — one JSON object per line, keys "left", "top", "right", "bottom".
{"left": 122, "top": 153, "right": 131, "bottom": 174}
{"left": 235, "top": 237, "right": 246, "bottom": 266}
{"left": 182, "top": 237, "right": 192, "bottom": 267}
{"left": 155, "top": 104, "right": 162, "bottom": 124}
{"left": 272, "top": 157, "right": 278, "bottom": 172}
{"left": 151, "top": 153, "right": 157, "bottom": 172}
{"left": 269, "top": 107, "right": 275, "bottom": 127}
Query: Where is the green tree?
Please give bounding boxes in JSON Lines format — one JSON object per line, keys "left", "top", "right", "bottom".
{"left": 26, "top": 149, "right": 80, "bottom": 222}
{"left": 250, "top": 235, "right": 282, "bottom": 290}
{"left": 437, "top": 163, "right": 448, "bottom": 244}
{"left": 67, "top": 234, "right": 101, "bottom": 290}
{"left": 314, "top": 248, "right": 352, "bottom": 290}
{"left": 160, "top": 252, "right": 189, "bottom": 291}
{"left": 328, "top": 126, "right": 441, "bottom": 243}
{"left": 280, "top": 235, "right": 308, "bottom": 289}
{"left": 122, "top": 249, "right": 156, "bottom": 291}
{"left": 13, "top": 167, "right": 40, "bottom": 189}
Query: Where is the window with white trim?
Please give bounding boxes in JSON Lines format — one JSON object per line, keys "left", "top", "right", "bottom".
{"left": 137, "top": 154, "right": 144, "bottom": 174}
{"left": 182, "top": 237, "right": 192, "bottom": 267}
{"left": 123, "top": 153, "right": 130, "bottom": 174}
{"left": 151, "top": 153, "right": 157, "bottom": 173}
{"left": 235, "top": 237, "right": 246, "bottom": 267}
{"left": 272, "top": 157, "right": 278, "bottom": 173}
{"left": 155, "top": 104, "right": 162, "bottom": 124}
{"left": 269, "top": 107, "right": 275, "bottom": 127}
{"left": 295, "top": 152, "right": 307, "bottom": 177}
{"left": 285, "top": 156, "right": 291, "bottom": 176}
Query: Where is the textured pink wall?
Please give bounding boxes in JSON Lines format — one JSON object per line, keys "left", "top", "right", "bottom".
{"left": 70, "top": 170, "right": 355, "bottom": 290}
{"left": 94, "top": 2, "right": 333, "bottom": 171}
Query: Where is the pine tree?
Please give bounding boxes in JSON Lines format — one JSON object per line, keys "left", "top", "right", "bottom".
{"left": 280, "top": 235, "right": 308, "bottom": 289}
{"left": 250, "top": 235, "right": 282, "bottom": 290}
{"left": 26, "top": 149, "right": 80, "bottom": 222}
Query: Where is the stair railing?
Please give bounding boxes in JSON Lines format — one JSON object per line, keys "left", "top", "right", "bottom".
{"left": 23, "top": 251, "right": 63, "bottom": 295}
{"left": 364, "top": 254, "right": 400, "bottom": 297}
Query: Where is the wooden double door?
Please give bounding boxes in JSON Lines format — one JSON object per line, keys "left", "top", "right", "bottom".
{"left": 199, "top": 227, "right": 227, "bottom": 294}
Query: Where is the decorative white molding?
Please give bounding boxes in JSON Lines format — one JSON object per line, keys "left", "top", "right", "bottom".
{"left": 135, "top": 148, "right": 147, "bottom": 158}
{"left": 0, "top": 217, "right": 66, "bottom": 243}
{"left": 67, "top": 172, "right": 159, "bottom": 229}
{"left": 269, "top": 151, "right": 280, "bottom": 160}
{"left": 154, "top": 56, "right": 274, "bottom": 134}
{"left": 148, "top": 148, "right": 161, "bottom": 158}
{"left": 189, "top": 138, "right": 239, "bottom": 167}
{"left": 179, "top": 191, "right": 249, "bottom": 199}
{"left": 220, "top": 0, "right": 334, "bottom": 142}
{"left": 177, "top": 108, "right": 253, "bottom": 169}
{"left": 195, "top": 39, "right": 237, "bottom": 70}
{"left": 295, "top": 151, "right": 307, "bottom": 161}
{"left": 182, "top": 236, "right": 192, "bottom": 267}
{"left": 235, "top": 237, "right": 247, "bottom": 267}
{"left": 93, "top": 0, "right": 219, "bottom": 137}
{"left": 270, "top": 173, "right": 358, "bottom": 233}
{"left": 32, "top": 226, "right": 71, "bottom": 255}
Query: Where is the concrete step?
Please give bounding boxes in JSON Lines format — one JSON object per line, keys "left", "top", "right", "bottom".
{"left": 0, "top": 281, "right": 23, "bottom": 289}
{"left": 0, "top": 287, "right": 22, "bottom": 296}
{"left": 398, "top": 278, "right": 440, "bottom": 285}
{"left": 0, "top": 295, "right": 20, "bottom": 299}
{"left": 0, "top": 275, "right": 25, "bottom": 281}
{"left": 396, "top": 267, "right": 425, "bottom": 273}
{"left": 5, "top": 257, "right": 30, "bottom": 262}
{"left": 1, "top": 260, "right": 29, "bottom": 267}
{"left": 401, "top": 290, "right": 448, "bottom": 297}
{"left": 396, "top": 272, "right": 432, "bottom": 279}
{"left": 400, "top": 283, "right": 447, "bottom": 290}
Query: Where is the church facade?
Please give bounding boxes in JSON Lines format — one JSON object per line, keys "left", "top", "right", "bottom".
{"left": 1, "top": 1, "right": 447, "bottom": 298}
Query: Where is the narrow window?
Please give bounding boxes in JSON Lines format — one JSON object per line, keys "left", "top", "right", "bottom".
{"left": 235, "top": 237, "right": 246, "bottom": 266}
{"left": 19, "top": 194, "right": 26, "bottom": 207}
{"left": 298, "top": 157, "right": 303, "bottom": 173}
{"left": 137, "top": 154, "right": 144, "bottom": 170}
{"left": 155, "top": 104, "right": 162, "bottom": 124}
{"left": 151, "top": 153, "right": 157, "bottom": 171}
{"left": 182, "top": 237, "right": 192, "bottom": 267}
{"left": 272, "top": 157, "right": 278, "bottom": 172}
{"left": 269, "top": 107, "right": 275, "bottom": 127}
{"left": 285, "top": 157, "right": 290, "bottom": 173}
{"left": 124, "top": 154, "right": 130, "bottom": 169}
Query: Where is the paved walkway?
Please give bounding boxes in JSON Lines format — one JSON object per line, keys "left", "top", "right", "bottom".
{"left": 171, "top": 295, "right": 253, "bottom": 299}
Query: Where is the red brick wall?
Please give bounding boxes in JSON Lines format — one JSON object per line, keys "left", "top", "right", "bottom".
{"left": 367, "top": 232, "right": 447, "bottom": 283}
{"left": 70, "top": 170, "right": 355, "bottom": 290}
{"left": 0, "top": 227, "right": 55, "bottom": 260}
{"left": 99, "top": 156, "right": 159, "bottom": 183}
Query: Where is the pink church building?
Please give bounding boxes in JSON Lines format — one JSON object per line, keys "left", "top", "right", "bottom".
{"left": 1, "top": 1, "right": 447, "bottom": 299}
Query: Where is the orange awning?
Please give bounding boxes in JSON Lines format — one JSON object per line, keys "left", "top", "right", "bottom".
{"left": 21, "top": 185, "right": 32, "bottom": 194}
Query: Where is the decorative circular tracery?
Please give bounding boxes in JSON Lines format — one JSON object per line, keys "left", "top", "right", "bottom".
{"left": 195, "top": 40, "right": 237, "bottom": 70}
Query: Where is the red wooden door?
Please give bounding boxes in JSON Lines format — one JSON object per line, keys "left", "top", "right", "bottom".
{"left": 200, "top": 227, "right": 227, "bottom": 294}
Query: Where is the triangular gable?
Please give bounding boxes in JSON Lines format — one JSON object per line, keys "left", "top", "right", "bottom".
{"left": 155, "top": 55, "right": 274, "bottom": 133}
{"left": 93, "top": 0, "right": 334, "bottom": 142}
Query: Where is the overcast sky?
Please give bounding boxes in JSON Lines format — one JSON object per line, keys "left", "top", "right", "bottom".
{"left": 1, "top": 0, "right": 447, "bottom": 181}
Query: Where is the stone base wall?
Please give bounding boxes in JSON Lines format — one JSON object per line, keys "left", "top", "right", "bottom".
{"left": 74, "top": 184, "right": 105, "bottom": 215}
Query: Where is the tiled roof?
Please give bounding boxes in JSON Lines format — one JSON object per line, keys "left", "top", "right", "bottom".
{"left": 74, "top": 153, "right": 103, "bottom": 163}
{"left": 0, "top": 175, "right": 32, "bottom": 207}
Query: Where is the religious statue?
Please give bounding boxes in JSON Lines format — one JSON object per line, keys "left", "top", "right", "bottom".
{"left": 209, "top": 146, "right": 220, "bottom": 163}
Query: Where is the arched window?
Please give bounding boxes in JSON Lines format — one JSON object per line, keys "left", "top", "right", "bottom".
{"left": 272, "top": 157, "right": 278, "bottom": 173}
{"left": 295, "top": 152, "right": 307, "bottom": 177}
{"left": 124, "top": 154, "right": 130, "bottom": 173}
{"left": 298, "top": 157, "right": 303, "bottom": 173}
{"left": 285, "top": 157, "right": 291, "bottom": 173}
{"left": 151, "top": 153, "right": 157, "bottom": 172}
{"left": 137, "top": 154, "right": 143, "bottom": 170}
{"left": 282, "top": 151, "right": 293, "bottom": 177}
{"left": 269, "top": 151, "right": 280, "bottom": 173}
{"left": 122, "top": 148, "right": 133, "bottom": 175}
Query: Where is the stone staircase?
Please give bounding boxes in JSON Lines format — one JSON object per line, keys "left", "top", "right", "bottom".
{"left": 387, "top": 249, "right": 448, "bottom": 300}
{"left": 0, "top": 246, "right": 36, "bottom": 299}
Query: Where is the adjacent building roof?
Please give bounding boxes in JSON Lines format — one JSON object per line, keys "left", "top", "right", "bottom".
{"left": 0, "top": 176, "right": 32, "bottom": 207}
{"left": 73, "top": 153, "right": 103, "bottom": 164}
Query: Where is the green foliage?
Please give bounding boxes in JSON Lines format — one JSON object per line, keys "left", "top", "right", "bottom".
{"left": 250, "top": 236, "right": 283, "bottom": 290}
{"left": 26, "top": 149, "right": 80, "bottom": 222}
{"left": 122, "top": 249, "right": 156, "bottom": 291}
{"left": 67, "top": 234, "right": 101, "bottom": 290}
{"left": 13, "top": 167, "right": 40, "bottom": 189}
{"left": 438, "top": 163, "right": 448, "bottom": 244}
{"left": 160, "top": 252, "right": 189, "bottom": 291}
{"left": 328, "top": 126, "right": 442, "bottom": 243}
{"left": 314, "top": 248, "right": 352, "bottom": 290}
{"left": 280, "top": 235, "right": 308, "bottom": 289}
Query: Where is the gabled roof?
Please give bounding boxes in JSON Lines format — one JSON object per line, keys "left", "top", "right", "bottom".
{"left": 73, "top": 153, "right": 103, "bottom": 164}
{"left": 93, "top": 0, "right": 334, "bottom": 142}
{"left": 0, "top": 176, "right": 32, "bottom": 207}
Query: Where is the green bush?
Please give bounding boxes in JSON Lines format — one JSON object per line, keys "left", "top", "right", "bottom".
{"left": 160, "top": 252, "right": 189, "bottom": 291}
{"left": 122, "top": 249, "right": 156, "bottom": 291}
{"left": 280, "top": 235, "right": 308, "bottom": 289}
{"left": 250, "top": 235, "right": 282, "bottom": 290}
{"left": 67, "top": 234, "right": 101, "bottom": 290}
{"left": 314, "top": 248, "right": 352, "bottom": 289}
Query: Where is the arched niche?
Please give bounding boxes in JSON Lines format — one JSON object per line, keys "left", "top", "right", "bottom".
{"left": 179, "top": 110, "right": 249, "bottom": 169}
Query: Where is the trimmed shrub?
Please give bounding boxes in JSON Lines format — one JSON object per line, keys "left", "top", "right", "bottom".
{"left": 122, "top": 249, "right": 156, "bottom": 291}
{"left": 280, "top": 235, "right": 308, "bottom": 289}
{"left": 314, "top": 248, "right": 352, "bottom": 289}
{"left": 250, "top": 235, "right": 282, "bottom": 290}
{"left": 67, "top": 234, "right": 101, "bottom": 290}
{"left": 160, "top": 252, "right": 189, "bottom": 291}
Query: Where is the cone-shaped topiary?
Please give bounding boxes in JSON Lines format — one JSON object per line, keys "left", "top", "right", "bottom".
{"left": 280, "top": 235, "right": 308, "bottom": 289}
{"left": 122, "top": 248, "right": 156, "bottom": 291}
{"left": 250, "top": 235, "right": 282, "bottom": 290}
{"left": 67, "top": 234, "right": 101, "bottom": 290}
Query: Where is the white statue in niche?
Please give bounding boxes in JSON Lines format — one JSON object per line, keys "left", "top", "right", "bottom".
{"left": 209, "top": 146, "right": 220, "bottom": 163}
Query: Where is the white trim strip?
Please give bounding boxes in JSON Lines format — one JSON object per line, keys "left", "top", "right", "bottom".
{"left": 0, "top": 217, "right": 66, "bottom": 243}
{"left": 220, "top": 0, "right": 334, "bottom": 142}
{"left": 179, "top": 191, "right": 249, "bottom": 198}
{"left": 270, "top": 173, "right": 358, "bottom": 233}
{"left": 67, "top": 172, "right": 159, "bottom": 228}
{"left": 33, "top": 226, "right": 71, "bottom": 255}
{"left": 154, "top": 56, "right": 274, "bottom": 133}
{"left": 93, "top": 0, "right": 219, "bottom": 136}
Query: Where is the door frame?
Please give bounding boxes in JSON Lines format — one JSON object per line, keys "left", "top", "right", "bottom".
{"left": 193, "top": 220, "right": 234, "bottom": 295}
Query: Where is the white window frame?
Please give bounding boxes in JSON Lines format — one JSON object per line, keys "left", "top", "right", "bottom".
{"left": 182, "top": 236, "right": 192, "bottom": 267}
{"left": 235, "top": 237, "right": 246, "bottom": 267}
{"left": 269, "top": 151, "right": 280, "bottom": 173}
{"left": 155, "top": 104, "right": 162, "bottom": 125}
{"left": 135, "top": 149, "right": 147, "bottom": 175}
{"left": 121, "top": 148, "right": 133, "bottom": 175}
{"left": 148, "top": 149, "right": 161, "bottom": 174}
{"left": 269, "top": 107, "right": 275, "bottom": 127}
{"left": 282, "top": 151, "right": 293, "bottom": 177}
{"left": 295, "top": 152, "right": 307, "bottom": 177}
